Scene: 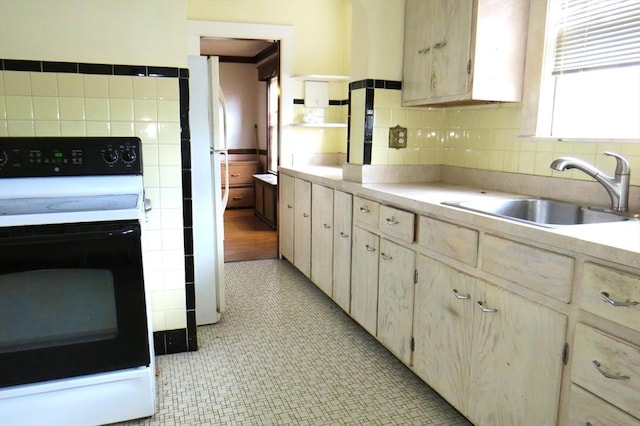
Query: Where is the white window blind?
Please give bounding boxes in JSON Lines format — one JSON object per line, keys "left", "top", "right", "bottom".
{"left": 553, "top": 0, "right": 640, "bottom": 75}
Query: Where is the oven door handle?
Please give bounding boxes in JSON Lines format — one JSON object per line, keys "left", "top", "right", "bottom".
{"left": 0, "top": 223, "right": 141, "bottom": 245}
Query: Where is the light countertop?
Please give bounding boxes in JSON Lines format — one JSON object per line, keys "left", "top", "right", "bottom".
{"left": 280, "top": 166, "right": 640, "bottom": 269}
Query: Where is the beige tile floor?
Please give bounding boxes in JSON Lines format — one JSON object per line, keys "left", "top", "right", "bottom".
{"left": 117, "top": 259, "right": 471, "bottom": 425}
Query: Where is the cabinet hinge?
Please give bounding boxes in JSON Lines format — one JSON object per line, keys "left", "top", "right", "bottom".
{"left": 467, "top": 59, "right": 471, "bottom": 75}
{"left": 411, "top": 337, "right": 415, "bottom": 352}
{"left": 414, "top": 269, "right": 418, "bottom": 284}
{"left": 562, "top": 342, "right": 569, "bottom": 365}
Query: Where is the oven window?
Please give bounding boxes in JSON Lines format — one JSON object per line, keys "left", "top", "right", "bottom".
{"left": 0, "top": 220, "right": 151, "bottom": 388}
{"left": 0, "top": 269, "right": 118, "bottom": 353}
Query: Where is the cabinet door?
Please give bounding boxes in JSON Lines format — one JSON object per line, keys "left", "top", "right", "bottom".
{"left": 311, "top": 184, "right": 334, "bottom": 297}
{"left": 377, "top": 239, "right": 416, "bottom": 365}
{"left": 402, "top": 0, "right": 431, "bottom": 103}
{"left": 350, "top": 226, "right": 380, "bottom": 336}
{"left": 413, "top": 254, "right": 475, "bottom": 414}
{"left": 279, "top": 173, "right": 295, "bottom": 262}
{"left": 294, "top": 178, "right": 311, "bottom": 278}
{"left": 333, "top": 190, "right": 353, "bottom": 312}
{"left": 468, "top": 281, "right": 567, "bottom": 426}
{"left": 430, "top": 0, "right": 473, "bottom": 98}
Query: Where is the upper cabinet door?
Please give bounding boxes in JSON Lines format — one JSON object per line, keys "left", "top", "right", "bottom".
{"left": 402, "top": 0, "right": 530, "bottom": 106}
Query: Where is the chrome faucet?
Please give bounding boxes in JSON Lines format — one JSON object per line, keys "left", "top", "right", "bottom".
{"left": 550, "top": 152, "right": 631, "bottom": 212}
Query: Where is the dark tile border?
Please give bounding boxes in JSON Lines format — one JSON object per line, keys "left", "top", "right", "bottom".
{"left": 1, "top": 58, "right": 196, "bottom": 355}
{"left": 347, "top": 79, "right": 402, "bottom": 164}
{"left": 293, "top": 98, "right": 349, "bottom": 106}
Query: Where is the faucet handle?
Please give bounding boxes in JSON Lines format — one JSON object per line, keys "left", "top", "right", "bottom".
{"left": 604, "top": 152, "right": 631, "bottom": 175}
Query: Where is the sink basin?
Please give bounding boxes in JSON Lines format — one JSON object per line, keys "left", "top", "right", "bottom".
{"left": 442, "top": 198, "right": 635, "bottom": 227}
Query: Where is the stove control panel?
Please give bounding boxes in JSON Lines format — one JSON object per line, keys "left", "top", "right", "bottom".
{"left": 0, "top": 137, "right": 142, "bottom": 177}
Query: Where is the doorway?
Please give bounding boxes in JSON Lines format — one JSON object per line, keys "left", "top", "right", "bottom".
{"left": 200, "top": 37, "right": 279, "bottom": 263}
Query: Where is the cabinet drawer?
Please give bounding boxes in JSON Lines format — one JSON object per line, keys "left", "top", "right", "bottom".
{"left": 353, "top": 196, "right": 380, "bottom": 228}
{"left": 571, "top": 323, "right": 640, "bottom": 418}
{"left": 417, "top": 216, "right": 478, "bottom": 266}
{"left": 227, "top": 187, "right": 254, "bottom": 208}
{"left": 581, "top": 262, "right": 640, "bottom": 330}
{"left": 378, "top": 205, "right": 415, "bottom": 243}
{"left": 222, "top": 161, "right": 259, "bottom": 186}
{"left": 567, "top": 384, "right": 640, "bottom": 426}
{"left": 481, "top": 234, "right": 574, "bottom": 303}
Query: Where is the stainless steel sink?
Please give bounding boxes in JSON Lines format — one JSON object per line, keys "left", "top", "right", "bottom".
{"left": 442, "top": 198, "right": 637, "bottom": 227}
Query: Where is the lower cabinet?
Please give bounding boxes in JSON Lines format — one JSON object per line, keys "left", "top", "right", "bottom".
{"left": 332, "top": 190, "right": 352, "bottom": 312}
{"left": 279, "top": 173, "right": 294, "bottom": 262}
{"left": 350, "top": 226, "right": 380, "bottom": 336}
{"left": 414, "top": 254, "right": 567, "bottom": 426}
{"left": 311, "top": 184, "right": 334, "bottom": 297}
{"left": 293, "top": 178, "right": 311, "bottom": 278}
{"left": 567, "top": 384, "right": 640, "bottom": 426}
{"left": 377, "top": 239, "right": 416, "bottom": 365}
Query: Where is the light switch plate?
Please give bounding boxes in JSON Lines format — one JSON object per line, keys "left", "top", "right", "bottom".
{"left": 389, "top": 125, "right": 407, "bottom": 149}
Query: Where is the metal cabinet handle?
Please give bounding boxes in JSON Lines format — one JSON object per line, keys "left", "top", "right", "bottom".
{"left": 601, "top": 292, "right": 639, "bottom": 307}
{"left": 359, "top": 206, "right": 370, "bottom": 214}
{"left": 365, "top": 244, "right": 376, "bottom": 252}
{"left": 592, "top": 360, "right": 630, "bottom": 380}
{"left": 340, "top": 232, "right": 349, "bottom": 238}
{"left": 230, "top": 173, "right": 240, "bottom": 177}
{"left": 287, "top": 204, "right": 293, "bottom": 209}
{"left": 418, "top": 47, "right": 431, "bottom": 54}
{"left": 386, "top": 217, "right": 399, "bottom": 225}
{"left": 381, "top": 253, "right": 392, "bottom": 260}
{"left": 476, "top": 301, "right": 498, "bottom": 313}
{"left": 452, "top": 289, "right": 470, "bottom": 300}
{"left": 303, "top": 213, "right": 309, "bottom": 218}
{"left": 433, "top": 41, "right": 447, "bottom": 49}
{"left": 233, "top": 196, "right": 242, "bottom": 200}
{"left": 323, "top": 223, "right": 331, "bottom": 229}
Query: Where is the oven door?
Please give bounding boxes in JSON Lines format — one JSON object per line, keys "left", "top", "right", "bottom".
{"left": 0, "top": 220, "right": 150, "bottom": 388}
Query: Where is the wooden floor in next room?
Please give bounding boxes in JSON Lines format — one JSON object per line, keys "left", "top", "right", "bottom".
{"left": 223, "top": 208, "right": 278, "bottom": 263}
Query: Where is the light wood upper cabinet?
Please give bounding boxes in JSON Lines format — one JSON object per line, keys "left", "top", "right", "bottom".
{"left": 294, "top": 178, "right": 312, "bottom": 278}
{"left": 402, "top": 0, "right": 530, "bottom": 106}
{"left": 278, "top": 173, "right": 295, "bottom": 262}
{"left": 311, "top": 184, "right": 334, "bottom": 297}
{"left": 333, "top": 190, "right": 353, "bottom": 313}
{"left": 377, "top": 239, "right": 416, "bottom": 365}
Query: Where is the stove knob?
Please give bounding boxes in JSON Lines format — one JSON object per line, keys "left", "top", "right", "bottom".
{"left": 121, "top": 149, "right": 137, "bottom": 164}
{"left": 103, "top": 149, "right": 119, "bottom": 164}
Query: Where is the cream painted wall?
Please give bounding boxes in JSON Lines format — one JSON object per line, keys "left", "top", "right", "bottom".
{"left": 219, "top": 62, "right": 261, "bottom": 150}
{"left": 188, "top": 0, "right": 351, "bottom": 76}
{"left": 0, "top": 0, "right": 187, "bottom": 67}
{"left": 350, "top": 0, "right": 405, "bottom": 81}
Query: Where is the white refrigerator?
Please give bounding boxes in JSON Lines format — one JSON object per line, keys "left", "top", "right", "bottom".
{"left": 188, "top": 55, "right": 228, "bottom": 325}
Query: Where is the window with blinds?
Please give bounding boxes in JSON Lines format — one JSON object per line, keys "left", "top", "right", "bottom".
{"left": 552, "top": 0, "right": 640, "bottom": 75}
{"left": 544, "top": 0, "right": 640, "bottom": 139}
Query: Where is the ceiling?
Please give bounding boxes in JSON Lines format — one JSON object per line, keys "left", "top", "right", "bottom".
{"left": 200, "top": 37, "right": 277, "bottom": 59}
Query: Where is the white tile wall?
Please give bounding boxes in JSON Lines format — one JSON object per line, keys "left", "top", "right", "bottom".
{"left": 0, "top": 70, "right": 186, "bottom": 332}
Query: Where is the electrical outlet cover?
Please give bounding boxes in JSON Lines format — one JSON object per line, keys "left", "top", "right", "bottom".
{"left": 389, "top": 125, "right": 407, "bottom": 149}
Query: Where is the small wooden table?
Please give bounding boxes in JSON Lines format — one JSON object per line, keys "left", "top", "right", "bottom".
{"left": 253, "top": 173, "right": 278, "bottom": 229}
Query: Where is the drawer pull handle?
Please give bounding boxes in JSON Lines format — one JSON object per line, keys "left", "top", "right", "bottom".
{"left": 230, "top": 173, "right": 240, "bottom": 177}
{"left": 233, "top": 196, "right": 242, "bottom": 200}
{"left": 381, "top": 253, "right": 392, "bottom": 260}
{"left": 359, "top": 206, "right": 370, "bottom": 214}
{"left": 452, "top": 289, "right": 470, "bottom": 300}
{"left": 340, "top": 232, "right": 349, "bottom": 238}
{"left": 303, "top": 213, "right": 309, "bottom": 218}
{"left": 386, "top": 217, "right": 399, "bottom": 225}
{"left": 592, "top": 360, "right": 630, "bottom": 380}
{"left": 287, "top": 204, "right": 293, "bottom": 209}
{"left": 365, "top": 244, "right": 376, "bottom": 252}
{"left": 476, "top": 301, "right": 498, "bottom": 313}
{"left": 601, "top": 292, "right": 639, "bottom": 307}
{"left": 323, "top": 223, "right": 331, "bottom": 229}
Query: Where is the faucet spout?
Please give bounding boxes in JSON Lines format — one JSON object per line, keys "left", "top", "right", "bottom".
{"left": 550, "top": 152, "right": 631, "bottom": 212}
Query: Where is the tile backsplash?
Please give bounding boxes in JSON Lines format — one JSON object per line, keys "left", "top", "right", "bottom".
{"left": 0, "top": 68, "right": 188, "bottom": 334}
{"left": 350, "top": 83, "right": 640, "bottom": 186}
